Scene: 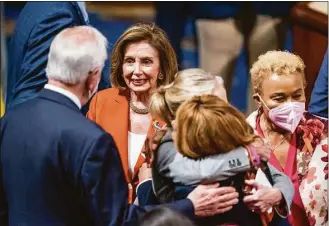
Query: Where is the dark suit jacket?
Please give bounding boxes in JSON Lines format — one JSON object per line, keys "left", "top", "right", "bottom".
{"left": 309, "top": 50, "right": 328, "bottom": 118}
{"left": 6, "top": 2, "right": 110, "bottom": 111}
{"left": 0, "top": 89, "right": 193, "bottom": 226}
{"left": 6, "top": 2, "right": 86, "bottom": 109}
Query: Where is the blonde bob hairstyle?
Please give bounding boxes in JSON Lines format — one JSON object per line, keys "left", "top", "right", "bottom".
{"left": 111, "top": 22, "right": 178, "bottom": 89}
{"left": 250, "top": 50, "right": 306, "bottom": 95}
{"left": 175, "top": 95, "right": 259, "bottom": 159}
{"left": 150, "top": 68, "right": 227, "bottom": 127}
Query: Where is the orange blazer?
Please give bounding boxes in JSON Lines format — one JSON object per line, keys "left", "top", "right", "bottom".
{"left": 87, "top": 88, "right": 163, "bottom": 203}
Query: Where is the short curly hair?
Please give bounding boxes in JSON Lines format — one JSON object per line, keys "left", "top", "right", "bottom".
{"left": 250, "top": 50, "right": 306, "bottom": 94}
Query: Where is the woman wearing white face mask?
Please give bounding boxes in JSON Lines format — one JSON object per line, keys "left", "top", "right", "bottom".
{"left": 247, "top": 50, "right": 328, "bottom": 226}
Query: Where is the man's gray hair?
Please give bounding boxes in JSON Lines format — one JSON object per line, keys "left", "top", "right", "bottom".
{"left": 46, "top": 26, "right": 108, "bottom": 85}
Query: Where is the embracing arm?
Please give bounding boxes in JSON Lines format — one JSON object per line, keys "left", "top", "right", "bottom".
{"left": 164, "top": 133, "right": 272, "bottom": 186}
{"left": 168, "top": 147, "right": 251, "bottom": 186}
{"left": 268, "top": 164, "right": 294, "bottom": 217}
{"left": 136, "top": 184, "right": 240, "bottom": 224}
{"left": 152, "top": 130, "right": 250, "bottom": 202}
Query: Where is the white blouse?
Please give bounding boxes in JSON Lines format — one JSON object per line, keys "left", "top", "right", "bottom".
{"left": 128, "top": 131, "right": 147, "bottom": 173}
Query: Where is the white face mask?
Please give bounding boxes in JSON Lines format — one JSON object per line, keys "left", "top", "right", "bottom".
{"left": 257, "top": 94, "right": 305, "bottom": 133}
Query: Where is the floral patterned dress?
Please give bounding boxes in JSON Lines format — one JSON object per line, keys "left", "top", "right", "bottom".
{"left": 247, "top": 110, "right": 328, "bottom": 226}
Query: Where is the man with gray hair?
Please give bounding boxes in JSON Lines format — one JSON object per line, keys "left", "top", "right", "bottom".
{"left": 0, "top": 26, "right": 239, "bottom": 226}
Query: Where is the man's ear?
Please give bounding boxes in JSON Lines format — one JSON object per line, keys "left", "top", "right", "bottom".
{"left": 87, "top": 68, "right": 100, "bottom": 92}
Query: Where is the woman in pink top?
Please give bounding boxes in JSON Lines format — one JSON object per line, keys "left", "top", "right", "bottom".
{"left": 246, "top": 50, "right": 328, "bottom": 226}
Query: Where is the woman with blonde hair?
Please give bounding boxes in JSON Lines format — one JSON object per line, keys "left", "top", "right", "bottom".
{"left": 247, "top": 50, "right": 328, "bottom": 226}
{"left": 150, "top": 68, "right": 227, "bottom": 127}
{"left": 149, "top": 68, "right": 294, "bottom": 225}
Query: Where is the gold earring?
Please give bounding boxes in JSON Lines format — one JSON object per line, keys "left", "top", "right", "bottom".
{"left": 158, "top": 73, "right": 164, "bottom": 80}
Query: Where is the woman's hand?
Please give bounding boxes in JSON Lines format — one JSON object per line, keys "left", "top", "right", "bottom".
{"left": 187, "top": 183, "right": 239, "bottom": 217}
{"left": 143, "top": 126, "right": 168, "bottom": 167}
{"left": 138, "top": 163, "right": 152, "bottom": 182}
{"left": 250, "top": 138, "right": 271, "bottom": 162}
{"left": 243, "top": 179, "right": 282, "bottom": 213}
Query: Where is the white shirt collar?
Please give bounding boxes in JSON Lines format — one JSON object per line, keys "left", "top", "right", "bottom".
{"left": 44, "top": 84, "right": 82, "bottom": 109}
